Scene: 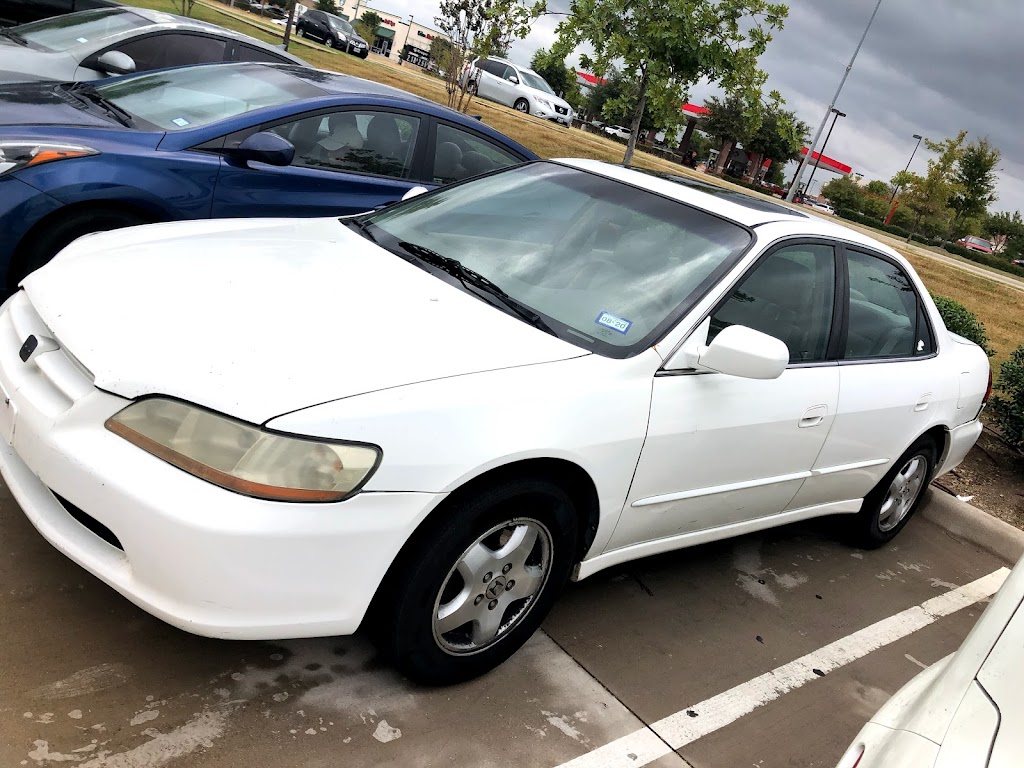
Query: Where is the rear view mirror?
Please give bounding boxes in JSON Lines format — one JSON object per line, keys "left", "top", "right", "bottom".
{"left": 697, "top": 325, "right": 789, "bottom": 379}
{"left": 228, "top": 131, "right": 295, "bottom": 167}
{"left": 401, "top": 185, "right": 429, "bottom": 201}
{"left": 94, "top": 50, "right": 136, "bottom": 75}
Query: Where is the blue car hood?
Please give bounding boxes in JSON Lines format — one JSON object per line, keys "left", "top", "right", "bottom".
{"left": 0, "top": 80, "right": 115, "bottom": 128}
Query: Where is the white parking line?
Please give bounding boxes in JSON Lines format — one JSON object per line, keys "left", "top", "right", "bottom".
{"left": 555, "top": 568, "right": 1010, "bottom": 768}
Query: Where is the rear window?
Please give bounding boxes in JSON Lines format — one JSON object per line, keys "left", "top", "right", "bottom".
{"left": 16, "top": 8, "right": 149, "bottom": 52}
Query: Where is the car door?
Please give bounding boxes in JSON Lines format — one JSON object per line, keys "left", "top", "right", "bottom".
{"left": 80, "top": 32, "right": 229, "bottom": 77}
{"left": 607, "top": 241, "right": 842, "bottom": 550}
{"left": 210, "top": 108, "right": 429, "bottom": 218}
{"left": 787, "top": 246, "right": 946, "bottom": 510}
{"left": 491, "top": 63, "right": 519, "bottom": 105}
{"left": 473, "top": 59, "right": 502, "bottom": 101}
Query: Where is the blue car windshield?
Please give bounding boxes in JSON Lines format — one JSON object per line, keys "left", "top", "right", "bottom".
{"left": 95, "top": 63, "right": 324, "bottom": 131}
{"left": 15, "top": 9, "right": 150, "bottom": 52}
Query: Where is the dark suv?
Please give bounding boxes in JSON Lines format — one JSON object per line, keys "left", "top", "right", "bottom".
{"left": 295, "top": 10, "right": 368, "bottom": 57}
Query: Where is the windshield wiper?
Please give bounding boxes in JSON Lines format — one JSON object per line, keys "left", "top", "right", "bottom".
{"left": 398, "top": 241, "right": 556, "bottom": 336}
{"left": 65, "top": 82, "right": 135, "bottom": 127}
{"left": 0, "top": 28, "right": 27, "bottom": 46}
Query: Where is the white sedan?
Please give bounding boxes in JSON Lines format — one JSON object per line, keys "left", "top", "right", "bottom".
{"left": 837, "top": 554, "right": 1024, "bottom": 768}
{"left": 0, "top": 160, "right": 989, "bottom": 684}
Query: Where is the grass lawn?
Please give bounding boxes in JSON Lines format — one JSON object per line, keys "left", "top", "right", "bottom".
{"left": 125, "top": 0, "right": 1023, "bottom": 366}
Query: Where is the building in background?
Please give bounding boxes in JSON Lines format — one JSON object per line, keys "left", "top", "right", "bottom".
{"left": 332, "top": 0, "right": 448, "bottom": 67}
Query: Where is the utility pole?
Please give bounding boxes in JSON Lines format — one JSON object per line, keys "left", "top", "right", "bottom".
{"left": 804, "top": 108, "right": 845, "bottom": 197}
{"left": 887, "top": 133, "right": 923, "bottom": 211}
{"left": 787, "top": 0, "right": 883, "bottom": 202}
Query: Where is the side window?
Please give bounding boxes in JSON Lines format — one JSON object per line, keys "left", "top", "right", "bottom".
{"left": 112, "top": 34, "right": 227, "bottom": 72}
{"left": 269, "top": 110, "right": 420, "bottom": 179}
{"left": 710, "top": 243, "right": 836, "bottom": 363}
{"left": 479, "top": 59, "right": 502, "bottom": 77}
{"left": 845, "top": 250, "right": 932, "bottom": 359}
{"left": 431, "top": 123, "right": 523, "bottom": 184}
{"left": 235, "top": 44, "right": 292, "bottom": 64}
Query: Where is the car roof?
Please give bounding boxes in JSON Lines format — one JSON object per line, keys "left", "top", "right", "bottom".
{"left": 554, "top": 159, "right": 811, "bottom": 225}
{"left": 58, "top": 7, "right": 306, "bottom": 64}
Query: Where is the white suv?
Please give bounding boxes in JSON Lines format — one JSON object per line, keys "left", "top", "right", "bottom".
{"left": 462, "top": 56, "right": 574, "bottom": 125}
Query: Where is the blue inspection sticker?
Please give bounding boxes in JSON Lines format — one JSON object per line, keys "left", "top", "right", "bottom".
{"left": 595, "top": 311, "right": 632, "bottom": 335}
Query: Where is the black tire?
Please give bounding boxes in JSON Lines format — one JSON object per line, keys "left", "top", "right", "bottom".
{"left": 325, "top": 37, "right": 334, "bottom": 48}
{"left": 297, "top": 27, "right": 306, "bottom": 37}
{"left": 848, "top": 436, "right": 938, "bottom": 549}
{"left": 514, "top": 98, "right": 530, "bottom": 114}
{"left": 12, "top": 208, "right": 148, "bottom": 286}
{"left": 373, "top": 476, "right": 578, "bottom": 685}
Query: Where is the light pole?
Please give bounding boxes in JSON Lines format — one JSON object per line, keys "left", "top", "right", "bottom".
{"left": 787, "top": 0, "right": 884, "bottom": 202}
{"left": 887, "top": 133, "right": 923, "bottom": 210}
{"left": 804, "top": 108, "right": 845, "bottom": 197}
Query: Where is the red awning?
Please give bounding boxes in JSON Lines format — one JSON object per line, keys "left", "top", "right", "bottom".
{"left": 576, "top": 71, "right": 606, "bottom": 86}
{"left": 681, "top": 103, "right": 710, "bottom": 117}
{"left": 799, "top": 146, "right": 852, "bottom": 175}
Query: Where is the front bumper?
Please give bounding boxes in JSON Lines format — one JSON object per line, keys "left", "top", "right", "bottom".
{"left": 0, "top": 292, "right": 444, "bottom": 639}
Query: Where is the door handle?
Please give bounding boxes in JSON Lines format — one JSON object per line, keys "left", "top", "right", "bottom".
{"left": 799, "top": 404, "right": 828, "bottom": 428}
{"left": 914, "top": 393, "right": 933, "bottom": 412}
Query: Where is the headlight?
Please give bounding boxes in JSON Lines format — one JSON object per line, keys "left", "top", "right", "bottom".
{"left": 106, "top": 398, "right": 380, "bottom": 502}
{"left": 0, "top": 141, "right": 98, "bottom": 176}
{"left": 536, "top": 98, "right": 553, "bottom": 109}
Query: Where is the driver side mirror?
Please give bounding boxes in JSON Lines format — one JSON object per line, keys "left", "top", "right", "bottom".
{"left": 94, "top": 50, "right": 136, "bottom": 75}
{"left": 664, "top": 318, "right": 789, "bottom": 380}
{"left": 507, "top": 74, "right": 519, "bottom": 84}
{"left": 401, "top": 185, "right": 429, "bottom": 201}
{"left": 225, "top": 131, "right": 295, "bottom": 167}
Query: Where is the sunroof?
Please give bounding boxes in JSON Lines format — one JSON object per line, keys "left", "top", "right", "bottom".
{"left": 636, "top": 170, "right": 808, "bottom": 218}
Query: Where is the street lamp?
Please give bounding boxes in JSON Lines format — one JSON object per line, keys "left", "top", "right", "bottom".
{"left": 787, "top": 0, "right": 884, "bottom": 202}
{"left": 804, "top": 108, "right": 845, "bottom": 197}
{"left": 886, "top": 133, "right": 923, "bottom": 213}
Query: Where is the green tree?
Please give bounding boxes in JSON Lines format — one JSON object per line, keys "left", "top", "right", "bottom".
{"left": 554, "top": 0, "right": 788, "bottom": 166}
{"left": 355, "top": 10, "right": 381, "bottom": 43}
{"left": 529, "top": 47, "right": 580, "bottom": 103}
{"left": 984, "top": 210, "right": 1024, "bottom": 259}
{"left": 315, "top": 0, "right": 337, "bottom": 12}
{"left": 865, "top": 179, "right": 889, "bottom": 196}
{"left": 820, "top": 175, "right": 864, "bottom": 212}
{"left": 896, "top": 132, "right": 967, "bottom": 241}
{"left": 429, "top": 36, "right": 456, "bottom": 75}
{"left": 703, "top": 92, "right": 763, "bottom": 176}
{"left": 949, "top": 137, "right": 1000, "bottom": 237}
{"left": 745, "top": 95, "right": 807, "bottom": 180}
{"left": 435, "top": 0, "right": 544, "bottom": 111}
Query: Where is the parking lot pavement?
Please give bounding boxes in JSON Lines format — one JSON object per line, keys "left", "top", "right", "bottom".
{"left": 1, "top": 483, "right": 1014, "bottom": 768}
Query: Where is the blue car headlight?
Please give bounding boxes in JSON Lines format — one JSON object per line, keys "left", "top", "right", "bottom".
{"left": 0, "top": 141, "right": 99, "bottom": 176}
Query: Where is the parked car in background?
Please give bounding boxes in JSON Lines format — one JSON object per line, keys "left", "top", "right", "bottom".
{"left": 603, "top": 125, "right": 632, "bottom": 139}
{"left": 1013, "top": 259, "right": 1024, "bottom": 267}
{"left": 295, "top": 10, "right": 367, "bottom": 57}
{"left": 956, "top": 235, "right": 994, "bottom": 254}
{"left": 462, "top": 56, "right": 574, "bottom": 125}
{"left": 1, "top": 159, "right": 988, "bottom": 685}
{"left": 805, "top": 199, "right": 836, "bottom": 215}
{"left": 0, "top": 0, "right": 120, "bottom": 27}
{"left": 0, "top": 7, "right": 306, "bottom": 83}
{"left": 0, "top": 61, "right": 536, "bottom": 293}
{"left": 837, "top": 555, "right": 1024, "bottom": 768}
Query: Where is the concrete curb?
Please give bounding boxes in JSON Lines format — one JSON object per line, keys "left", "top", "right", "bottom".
{"left": 921, "top": 487, "right": 1024, "bottom": 564}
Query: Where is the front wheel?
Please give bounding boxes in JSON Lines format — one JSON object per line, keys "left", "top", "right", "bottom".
{"left": 514, "top": 98, "right": 530, "bottom": 114}
{"left": 848, "top": 437, "right": 937, "bottom": 548}
{"left": 297, "top": 27, "right": 306, "bottom": 37}
{"left": 374, "top": 477, "right": 578, "bottom": 685}
{"left": 325, "top": 37, "right": 334, "bottom": 48}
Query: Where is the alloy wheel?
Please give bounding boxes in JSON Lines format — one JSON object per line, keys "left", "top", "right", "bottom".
{"left": 514, "top": 100, "right": 529, "bottom": 113}
{"left": 432, "top": 518, "right": 552, "bottom": 655}
{"left": 878, "top": 454, "right": 928, "bottom": 532}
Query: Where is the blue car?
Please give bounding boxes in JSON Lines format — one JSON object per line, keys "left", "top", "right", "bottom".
{"left": 0, "top": 61, "right": 537, "bottom": 292}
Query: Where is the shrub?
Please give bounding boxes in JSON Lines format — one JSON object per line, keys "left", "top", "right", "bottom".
{"left": 930, "top": 294, "right": 994, "bottom": 356}
{"left": 991, "top": 345, "right": 1024, "bottom": 453}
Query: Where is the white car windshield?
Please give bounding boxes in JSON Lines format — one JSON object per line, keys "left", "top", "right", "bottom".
{"left": 364, "top": 162, "right": 752, "bottom": 357}
{"left": 14, "top": 8, "right": 150, "bottom": 52}
{"left": 94, "top": 62, "right": 323, "bottom": 131}
{"left": 519, "top": 70, "right": 556, "bottom": 95}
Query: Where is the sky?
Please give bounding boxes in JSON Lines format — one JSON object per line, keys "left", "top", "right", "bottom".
{"left": 370, "top": 0, "right": 1024, "bottom": 214}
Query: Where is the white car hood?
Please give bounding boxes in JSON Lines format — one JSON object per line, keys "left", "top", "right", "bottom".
{"left": 525, "top": 85, "right": 571, "bottom": 111}
{"left": 23, "top": 217, "right": 587, "bottom": 424}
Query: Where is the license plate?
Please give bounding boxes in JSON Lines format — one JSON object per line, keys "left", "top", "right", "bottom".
{"left": 0, "top": 378, "right": 15, "bottom": 444}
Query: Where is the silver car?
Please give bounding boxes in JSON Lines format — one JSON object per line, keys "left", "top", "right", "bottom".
{"left": 0, "top": 7, "right": 306, "bottom": 83}
{"left": 463, "top": 56, "right": 574, "bottom": 125}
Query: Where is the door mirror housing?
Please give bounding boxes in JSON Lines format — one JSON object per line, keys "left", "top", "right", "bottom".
{"left": 507, "top": 74, "right": 519, "bottom": 84}
{"left": 226, "top": 131, "right": 295, "bottom": 167}
{"left": 665, "top": 319, "right": 788, "bottom": 380}
{"left": 401, "top": 185, "right": 429, "bottom": 201}
{"left": 94, "top": 50, "right": 136, "bottom": 75}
